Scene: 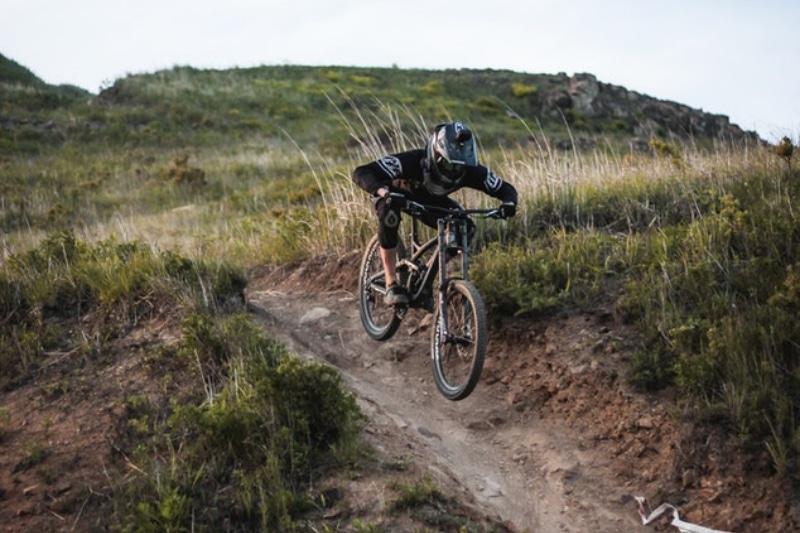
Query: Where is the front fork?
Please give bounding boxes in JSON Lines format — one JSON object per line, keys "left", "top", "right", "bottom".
{"left": 436, "top": 218, "right": 470, "bottom": 343}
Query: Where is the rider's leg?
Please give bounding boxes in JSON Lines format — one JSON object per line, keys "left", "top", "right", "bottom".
{"left": 381, "top": 245, "right": 408, "bottom": 305}
{"left": 381, "top": 246, "right": 398, "bottom": 286}
{"left": 375, "top": 200, "right": 408, "bottom": 305}
{"left": 375, "top": 196, "right": 402, "bottom": 286}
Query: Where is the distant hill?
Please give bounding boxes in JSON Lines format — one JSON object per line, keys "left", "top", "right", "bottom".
{"left": 0, "top": 56, "right": 763, "bottom": 154}
{"left": 0, "top": 52, "right": 45, "bottom": 86}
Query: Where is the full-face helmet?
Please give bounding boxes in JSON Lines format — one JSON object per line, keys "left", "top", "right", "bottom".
{"left": 424, "top": 121, "right": 477, "bottom": 195}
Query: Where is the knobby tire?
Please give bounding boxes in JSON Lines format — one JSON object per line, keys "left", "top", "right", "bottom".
{"left": 358, "top": 235, "right": 402, "bottom": 341}
{"left": 431, "top": 279, "right": 487, "bottom": 401}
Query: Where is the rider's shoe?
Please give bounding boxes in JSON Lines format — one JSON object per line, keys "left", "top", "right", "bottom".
{"left": 384, "top": 283, "right": 409, "bottom": 306}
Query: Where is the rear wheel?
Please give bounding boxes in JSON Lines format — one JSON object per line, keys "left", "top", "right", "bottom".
{"left": 431, "top": 279, "right": 487, "bottom": 400}
{"left": 358, "top": 236, "right": 402, "bottom": 341}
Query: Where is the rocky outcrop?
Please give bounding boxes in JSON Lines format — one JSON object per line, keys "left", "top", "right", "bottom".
{"left": 567, "top": 73, "right": 600, "bottom": 115}
{"left": 552, "top": 73, "right": 758, "bottom": 143}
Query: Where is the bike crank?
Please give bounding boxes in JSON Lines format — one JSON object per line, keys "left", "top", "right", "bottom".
{"left": 394, "top": 304, "right": 408, "bottom": 319}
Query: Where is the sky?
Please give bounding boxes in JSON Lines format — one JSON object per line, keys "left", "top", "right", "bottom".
{"left": 1, "top": 0, "right": 798, "bottom": 143}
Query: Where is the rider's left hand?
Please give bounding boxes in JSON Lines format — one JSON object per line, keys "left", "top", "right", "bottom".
{"left": 498, "top": 202, "right": 516, "bottom": 219}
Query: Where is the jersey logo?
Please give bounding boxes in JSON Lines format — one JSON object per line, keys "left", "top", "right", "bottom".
{"left": 377, "top": 156, "right": 402, "bottom": 178}
{"left": 484, "top": 170, "right": 503, "bottom": 192}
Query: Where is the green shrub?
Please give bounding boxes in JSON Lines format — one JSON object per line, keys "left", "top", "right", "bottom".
{"left": 510, "top": 82, "right": 538, "bottom": 98}
{"left": 472, "top": 230, "right": 625, "bottom": 317}
{"left": 162, "top": 154, "right": 206, "bottom": 187}
{"left": 114, "top": 313, "right": 365, "bottom": 531}
{"left": 469, "top": 95, "right": 502, "bottom": 114}
{"left": 472, "top": 242, "right": 568, "bottom": 316}
{"left": 388, "top": 475, "right": 448, "bottom": 511}
{"left": 0, "top": 272, "right": 26, "bottom": 323}
{"left": 0, "top": 232, "right": 247, "bottom": 388}
{"left": 649, "top": 137, "right": 685, "bottom": 169}
{"left": 350, "top": 74, "right": 376, "bottom": 86}
{"left": 620, "top": 170, "right": 800, "bottom": 456}
{"left": 418, "top": 80, "right": 443, "bottom": 97}
{"left": 772, "top": 136, "right": 794, "bottom": 171}
{"left": 323, "top": 70, "right": 342, "bottom": 83}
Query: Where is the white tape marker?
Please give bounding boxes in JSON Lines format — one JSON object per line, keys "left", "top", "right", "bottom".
{"left": 635, "top": 496, "right": 736, "bottom": 533}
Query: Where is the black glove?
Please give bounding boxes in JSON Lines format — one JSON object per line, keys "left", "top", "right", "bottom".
{"left": 498, "top": 202, "right": 516, "bottom": 219}
{"left": 386, "top": 192, "right": 407, "bottom": 210}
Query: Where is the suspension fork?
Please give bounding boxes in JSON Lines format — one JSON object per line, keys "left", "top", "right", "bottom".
{"left": 436, "top": 218, "right": 452, "bottom": 340}
{"left": 456, "top": 218, "right": 470, "bottom": 280}
{"left": 436, "top": 216, "right": 472, "bottom": 341}
{"left": 438, "top": 217, "right": 470, "bottom": 279}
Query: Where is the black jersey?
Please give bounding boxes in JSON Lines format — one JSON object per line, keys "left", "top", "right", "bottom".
{"left": 352, "top": 149, "right": 518, "bottom": 205}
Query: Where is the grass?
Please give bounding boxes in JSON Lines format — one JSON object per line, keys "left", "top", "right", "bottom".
{"left": 3, "top": 61, "right": 800, "bottom": 527}
{"left": 113, "top": 313, "right": 366, "bottom": 532}
{"left": 0, "top": 228, "right": 366, "bottom": 530}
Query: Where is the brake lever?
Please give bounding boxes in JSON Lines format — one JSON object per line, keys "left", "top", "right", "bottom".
{"left": 404, "top": 200, "right": 426, "bottom": 215}
{"left": 385, "top": 192, "right": 413, "bottom": 211}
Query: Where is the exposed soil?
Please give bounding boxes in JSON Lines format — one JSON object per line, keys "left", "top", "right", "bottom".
{"left": 1, "top": 250, "right": 798, "bottom": 532}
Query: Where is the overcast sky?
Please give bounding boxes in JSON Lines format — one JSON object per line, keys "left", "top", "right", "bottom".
{"left": 2, "top": 0, "right": 797, "bottom": 142}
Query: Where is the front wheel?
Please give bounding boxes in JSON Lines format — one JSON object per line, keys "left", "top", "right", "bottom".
{"left": 431, "top": 279, "right": 487, "bottom": 400}
{"left": 358, "top": 235, "right": 402, "bottom": 341}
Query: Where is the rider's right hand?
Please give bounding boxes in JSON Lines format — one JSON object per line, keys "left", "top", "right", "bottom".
{"left": 386, "top": 192, "right": 407, "bottom": 209}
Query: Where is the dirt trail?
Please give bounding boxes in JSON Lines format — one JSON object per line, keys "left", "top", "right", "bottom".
{"left": 246, "top": 283, "right": 649, "bottom": 532}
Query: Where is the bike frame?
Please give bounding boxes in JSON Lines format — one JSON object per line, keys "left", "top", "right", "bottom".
{"left": 358, "top": 198, "right": 500, "bottom": 400}
{"left": 397, "top": 202, "right": 498, "bottom": 340}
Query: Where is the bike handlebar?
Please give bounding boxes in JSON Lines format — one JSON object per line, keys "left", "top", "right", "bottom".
{"left": 387, "top": 193, "right": 505, "bottom": 220}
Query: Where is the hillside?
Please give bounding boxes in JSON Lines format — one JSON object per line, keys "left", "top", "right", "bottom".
{"left": 0, "top": 53, "right": 45, "bottom": 86}
{"left": 1, "top": 58, "right": 761, "bottom": 157}
{"left": 1, "top": 55, "right": 798, "bottom": 532}
{"left": 0, "top": 53, "right": 90, "bottom": 118}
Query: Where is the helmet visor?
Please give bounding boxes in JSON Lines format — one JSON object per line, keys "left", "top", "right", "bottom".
{"left": 436, "top": 156, "right": 465, "bottom": 180}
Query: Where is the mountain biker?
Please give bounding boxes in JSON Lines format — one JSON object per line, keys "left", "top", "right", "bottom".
{"left": 352, "top": 121, "right": 519, "bottom": 306}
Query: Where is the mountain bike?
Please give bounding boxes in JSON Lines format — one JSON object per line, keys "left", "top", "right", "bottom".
{"left": 358, "top": 194, "right": 504, "bottom": 401}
